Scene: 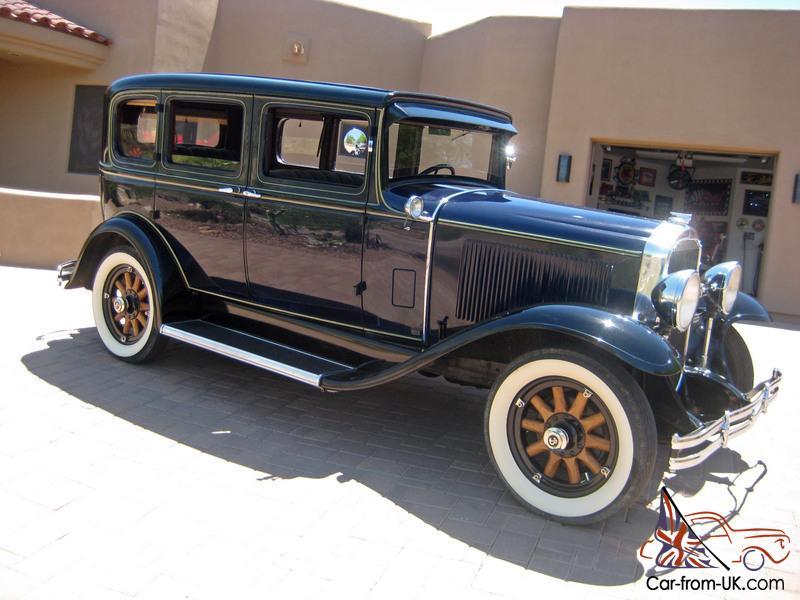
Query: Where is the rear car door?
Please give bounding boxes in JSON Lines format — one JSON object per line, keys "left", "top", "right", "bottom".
{"left": 156, "top": 92, "right": 253, "bottom": 297}
{"left": 244, "top": 98, "right": 372, "bottom": 332}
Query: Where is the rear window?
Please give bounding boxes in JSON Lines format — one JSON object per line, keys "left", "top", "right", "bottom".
{"left": 168, "top": 100, "right": 243, "bottom": 172}
{"left": 116, "top": 98, "right": 157, "bottom": 161}
{"left": 277, "top": 117, "right": 323, "bottom": 168}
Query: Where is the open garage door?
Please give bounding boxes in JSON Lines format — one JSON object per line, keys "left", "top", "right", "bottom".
{"left": 587, "top": 142, "right": 775, "bottom": 297}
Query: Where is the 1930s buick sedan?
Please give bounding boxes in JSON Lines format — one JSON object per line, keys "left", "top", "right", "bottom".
{"left": 59, "top": 73, "right": 781, "bottom": 523}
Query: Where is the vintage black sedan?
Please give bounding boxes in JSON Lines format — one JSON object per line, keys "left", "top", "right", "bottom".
{"left": 58, "top": 73, "right": 781, "bottom": 523}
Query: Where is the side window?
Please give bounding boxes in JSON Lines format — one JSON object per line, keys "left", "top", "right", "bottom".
{"left": 334, "top": 120, "right": 368, "bottom": 174}
{"left": 277, "top": 116, "right": 323, "bottom": 168}
{"left": 266, "top": 108, "right": 368, "bottom": 187}
{"left": 116, "top": 98, "right": 158, "bottom": 161}
{"left": 168, "top": 100, "right": 243, "bottom": 172}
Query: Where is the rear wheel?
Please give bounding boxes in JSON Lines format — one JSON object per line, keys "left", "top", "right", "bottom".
{"left": 92, "top": 247, "right": 164, "bottom": 363}
{"left": 484, "top": 347, "right": 657, "bottom": 524}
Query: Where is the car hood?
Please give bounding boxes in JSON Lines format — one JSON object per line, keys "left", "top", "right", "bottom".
{"left": 426, "top": 186, "right": 661, "bottom": 256}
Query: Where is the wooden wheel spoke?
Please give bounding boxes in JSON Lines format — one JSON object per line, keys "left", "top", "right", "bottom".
{"left": 521, "top": 418, "right": 544, "bottom": 433}
{"left": 132, "top": 273, "right": 142, "bottom": 291}
{"left": 563, "top": 457, "right": 580, "bottom": 484}
{"left": 585, "top": 434, "right": 610, "bottom": 453}
{"left": 114, "top": 280, "right": 126, "bottom": 294}
{"left": 552, "top": 386, "right": 567, "bottom": 413}
{"left": 543, "top": 452, "right": 561, "bottom": 478}
{"left": 113, "top": 311, "right": 126, "bottom": 322}
{"left": 530, "top": 394, "right": 553, "bottom": 420}
{"left": 124, "top": 272, "right": 133, "bottom": 290}
{"left": 580, "top": 412, "right": 606, "bottom": 433}
{"left": 137, "top": 287, "right": 148, "bottom": 300}
{"left": 122, "top": 320, "right": 132, "bottom": 335}
{"left": 577, "top": 449, "right": 602, "bottom": 474}
{"left": 139, "top": 303, "right": 150, "bottom": 313}
{"left": 136, "top": 313, "right": 148, "bottom": 328}
{"left": 569, "top": 392, "right": 589, "bottom": 418}
{"left": 525, "top": 440, "right": 548, "bottom": 457}
{"left": 131, "top": 318, "right": 140, "bottom": 336}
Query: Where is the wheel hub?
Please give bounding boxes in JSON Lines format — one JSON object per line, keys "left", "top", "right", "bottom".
{"left": 543, "top": 427, "right": 569, "bottom": 451}
{"left": 112, "top": 296, "right": 126, "bottom": 314}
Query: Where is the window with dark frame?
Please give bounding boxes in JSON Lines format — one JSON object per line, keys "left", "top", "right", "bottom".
{"left": 265, "top": 108, "right": 367, "bottom": 187}
{"left": 116, "top": 98, "right": 158, "bottom": 161}
{"left": 68, "top": 85, "right": 106, "bottom": 174}
{"left": 168, "top": 100, "right": 243, "bottom": 172}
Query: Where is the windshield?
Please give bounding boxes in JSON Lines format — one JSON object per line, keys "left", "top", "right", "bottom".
{"left": 387, "top": 121, "right": 506, "bottom": 183}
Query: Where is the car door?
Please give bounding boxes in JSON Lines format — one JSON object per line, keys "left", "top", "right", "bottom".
{"left": 244, "top": 99, "right": 372, "bottom": 332}
{"left": 155, "top": 92, "right": 252, "bottom": 297}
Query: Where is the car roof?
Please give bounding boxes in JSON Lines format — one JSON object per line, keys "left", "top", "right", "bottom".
{"left": 108, "top": 72, "right": 512, "bottom": 123}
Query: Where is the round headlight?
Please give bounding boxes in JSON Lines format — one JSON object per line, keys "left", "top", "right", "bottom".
{"left": 702, "top": 261, "right": 742, "bottom": 314}
{"left": 404, "top": 196, "right": 425, "bottom": 219}
{"left": 652, "top": 270, "right": 701, "bottom": 331}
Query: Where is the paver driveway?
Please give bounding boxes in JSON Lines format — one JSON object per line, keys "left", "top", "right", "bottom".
{"left": 0, "top": 266, "right": 797, "bottom": 599}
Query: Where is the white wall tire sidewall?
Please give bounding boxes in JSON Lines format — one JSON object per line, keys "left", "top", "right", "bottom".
{"left": 92, "top": 252, "right": 155, "bottom": 359}
{"left": 487, "top": 358, "right": 634, "bottom": 519}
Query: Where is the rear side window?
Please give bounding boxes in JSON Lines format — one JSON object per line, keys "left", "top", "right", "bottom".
{"left": 168, "top": 100, "right": 243, "bottom": 172}
{"left": 266, "top": 108, "right": 368, "bottom": 187}
{"left": 116, "top": 98, "right": 157, "bottom": 161}
{"left": 277, "top": 117, "right": 323, "bottom": 168}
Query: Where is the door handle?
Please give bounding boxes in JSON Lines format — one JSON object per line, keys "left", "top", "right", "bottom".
{"left": 242, "top": 190, "right": 261, "bottom": 199}
{"left": 218, "top": 186, "right": 236, "bottom": 194}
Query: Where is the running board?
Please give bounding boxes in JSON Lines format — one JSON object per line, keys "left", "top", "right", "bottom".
{"left": 160, "top": 320, "right": 354, "bottom": 387}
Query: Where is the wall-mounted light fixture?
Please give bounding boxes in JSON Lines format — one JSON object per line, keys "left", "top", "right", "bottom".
{"left": 284, "top": 33, "right": 310, "bottom": 64}
{"left": 556, "top": 153, "right": 572, "bottom": 183}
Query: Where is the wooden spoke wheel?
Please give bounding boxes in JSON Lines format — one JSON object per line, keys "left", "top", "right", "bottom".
{"left": 485, "top": 347, "right": 657, "bottom": 524}
{"left": 102, "top": 264, "right": 151, "bottom": 344}
{"left": 508, "top": 378, "right": 617, "bottom": 497}
{"left": 92, "top": 247, "right": 164, "bottom": 363}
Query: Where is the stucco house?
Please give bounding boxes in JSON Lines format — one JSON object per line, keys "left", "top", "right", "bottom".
{"left": 1, "top": 0, "right": 798, "bottom": 318}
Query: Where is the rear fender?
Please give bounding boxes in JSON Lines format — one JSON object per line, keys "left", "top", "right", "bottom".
{"left": 65, "top": 214, "right": 189, "bottom": 317}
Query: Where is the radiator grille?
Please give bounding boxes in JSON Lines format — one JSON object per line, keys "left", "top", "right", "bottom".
{"left": 455, "top": 240, "right": 613, "bottom": 323}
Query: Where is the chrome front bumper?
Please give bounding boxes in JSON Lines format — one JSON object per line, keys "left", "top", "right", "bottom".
{"left": 669, "top": 368, "right": 782, "bottom": 471}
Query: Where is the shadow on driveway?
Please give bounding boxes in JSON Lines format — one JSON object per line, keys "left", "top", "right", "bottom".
{"left": 21, "top": 328, "right": 762, "bottom": 585}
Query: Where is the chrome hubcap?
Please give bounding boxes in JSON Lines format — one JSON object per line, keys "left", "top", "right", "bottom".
{"left": 544, "top": 426, "right": 570, "bottom": 451}
{"left": 112, "top": 296, "right": 126, "bottom": 314}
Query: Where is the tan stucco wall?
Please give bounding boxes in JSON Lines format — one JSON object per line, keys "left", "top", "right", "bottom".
{"left": 203, "top": 0, "right": 430, "bottom": 90}
{"left": 540, "top": 8, "right": 800, "bottom": 315}
{"left": 0, "top": 188, "right": 101, "bottom": 268}
{"left": 419, "top": 17, "right": 560, "bottom": 196}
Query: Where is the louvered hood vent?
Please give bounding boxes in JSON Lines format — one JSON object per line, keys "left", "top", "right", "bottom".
{"left": 455, "top": 240, "right": 613, "bottom": 323}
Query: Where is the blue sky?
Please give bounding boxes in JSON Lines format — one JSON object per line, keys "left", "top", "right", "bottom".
{"left": 335, "top": 0, "right": 800, "bottom": 33}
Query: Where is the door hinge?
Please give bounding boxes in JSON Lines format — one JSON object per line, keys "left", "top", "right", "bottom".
{"left": 354, "top": 281, "right": 367, "bottom": 296}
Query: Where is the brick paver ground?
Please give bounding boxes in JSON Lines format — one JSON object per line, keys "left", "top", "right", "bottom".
{"left": 0, "top": 266, "right": 797, "bottom": 599}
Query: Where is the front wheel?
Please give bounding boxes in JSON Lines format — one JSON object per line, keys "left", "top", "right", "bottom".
{"left": 484, "top": 347, "right": 657, "bottom": 524}
{"left": 92, "top": 247, "right": 165, "bottom": 363}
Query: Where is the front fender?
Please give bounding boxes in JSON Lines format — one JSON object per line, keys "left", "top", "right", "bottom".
{"left": 65, "top": 214, "right": 187, "bottom": 316}
{"left": 321, "top": 304, "right": 680, "bottom": 391}
{"left": 722, "top": 292, "right": 772, "bottom": 329}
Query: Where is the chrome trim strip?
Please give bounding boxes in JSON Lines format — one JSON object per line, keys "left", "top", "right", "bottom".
{"left": 668, "top": 368, "right": 781, "bottom": 471}
{"left": 437, "top": 220, "right": 642, "bottom": 257}
{"left": 632, "top": 220, "right": 694, "bottom": 321}
{"left": 421, "top": 188, "right": 493, "bottom": 344}
{"left": 160, "top": 323, "right": 324, "bottom": 387}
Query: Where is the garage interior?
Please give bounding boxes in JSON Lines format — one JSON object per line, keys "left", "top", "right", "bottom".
{"left": 586, "top": 142, "right": 775, "bottom": 297}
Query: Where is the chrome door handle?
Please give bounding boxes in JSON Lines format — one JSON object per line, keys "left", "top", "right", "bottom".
{"left": 218, "top": 186, "right": 235, "bottom": 194}
{"left": 242, "top": 190, "right": 261, "bottom": 198}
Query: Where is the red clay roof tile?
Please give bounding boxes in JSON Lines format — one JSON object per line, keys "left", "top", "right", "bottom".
{"left": 0, "top": 0, "right": 111, "bottom": 45}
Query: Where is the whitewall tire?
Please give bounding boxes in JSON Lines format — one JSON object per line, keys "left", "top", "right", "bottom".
{"left": 484, "top": 347, "right": 656, "bottom": 524}
{"left": 92, "top": 247, "right": 164, "bottom": 363}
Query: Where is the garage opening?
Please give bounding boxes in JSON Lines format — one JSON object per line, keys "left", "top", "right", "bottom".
{"left": 587, "top": 142, "right": 775, "bottom": 297}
